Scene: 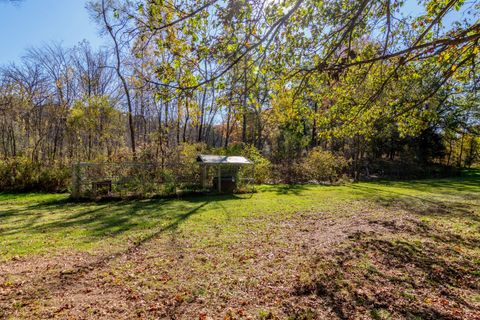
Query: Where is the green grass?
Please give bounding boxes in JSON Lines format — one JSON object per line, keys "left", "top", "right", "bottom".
{"left": 1, "top": 170, "right": 479, "bottom": 260}
{"left": 1, "top": 170, "right": 479, "bottom": 319}
{"left": 0, "top": 185, "right": 352, "bottom": 259}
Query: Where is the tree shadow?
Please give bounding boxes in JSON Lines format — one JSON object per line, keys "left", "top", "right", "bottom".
{"left": 293, "top": 173, "right": 480, "bottom": 319}
{"left": 0, "top": 200, "right": 211, "bottom": 317}
{"left": 371, "top": 170, "right": 480, "bottom": 195}
{"left": 349, "top": 183, "right": 480, "bottom": 223}
{"left": 265, "top": 184, "right": 313, "bottom": 195}
{"left": 295, "top": 219, "right": 480, "bottom": 319}
{"left": 0, "top": 193, "right": 244, "bottom": 240}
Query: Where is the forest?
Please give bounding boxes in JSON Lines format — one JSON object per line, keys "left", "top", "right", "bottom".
{"left": 0, "top": 0, "right": 479, "bottom": 191}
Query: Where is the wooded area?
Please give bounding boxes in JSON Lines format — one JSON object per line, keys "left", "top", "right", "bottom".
{"left": 0, "top": 0, "right": 479, "bottom": 191}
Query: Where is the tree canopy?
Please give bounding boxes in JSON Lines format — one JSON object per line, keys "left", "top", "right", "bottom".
{"left": 0, "top": 0, "right": 479, "bottom": 189}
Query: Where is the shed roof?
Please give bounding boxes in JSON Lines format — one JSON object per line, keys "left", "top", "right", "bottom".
{"left": 197, "top": 154, "right": 253, "bottom": 165}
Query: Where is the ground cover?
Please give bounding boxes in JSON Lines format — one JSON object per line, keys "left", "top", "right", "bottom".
{"left": 1, "top": 171, "right": 479, "bottom": 319}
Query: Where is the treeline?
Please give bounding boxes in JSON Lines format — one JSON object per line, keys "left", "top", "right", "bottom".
{"left": 0, "top": 0, "right": 479, "bottom": 191}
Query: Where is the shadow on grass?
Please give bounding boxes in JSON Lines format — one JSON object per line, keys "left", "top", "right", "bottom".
{"left": 293, "top": 172, "right": 480, "bottom": 319}
{"left": 0, "top": 193, "right": 244, "bottom": 239}
{"left": 265, "top": 184, "right": 317, "bottom": 195}
{"left": 349, "top": 183, "right": 480, "bottom": 224}
{"left": 369, "top": 169, "right": 480, "bottom": 193}
{"left": 295, "top": 218, "right": 480, "bottom": 320}
{"left": 0, "top": 199, "right": 214, "bottom": 316}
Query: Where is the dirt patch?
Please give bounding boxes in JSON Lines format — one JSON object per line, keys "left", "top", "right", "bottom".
{"left": 0, "top": 251, "right": 125, "bottom": 318}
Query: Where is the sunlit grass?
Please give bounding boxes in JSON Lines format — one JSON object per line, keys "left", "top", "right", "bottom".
{"left": 1, "top": 170, "right": 478, "bottom": 260}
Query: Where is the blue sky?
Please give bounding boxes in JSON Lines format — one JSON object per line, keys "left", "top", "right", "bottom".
{"left": 0, "top": 0, "right": 472, "bottom": 66}
{"left": 0, "top": 0, "right": 104, "bottom": 65}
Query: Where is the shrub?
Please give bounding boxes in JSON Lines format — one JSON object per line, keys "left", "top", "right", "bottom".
{"left": 37, "top": 165, "right": 70, "bottom": 192}
{"left": 240, "top": 144, "right": 272, "bottom": 183}
{"left": 0, "top": 157, "right": 69, "bottom": 192}
{"left": 168, "top": 142, "right": 207, "bottom": 184}
{"left": 299, "top": 148, "right": 349, "bottom": 183}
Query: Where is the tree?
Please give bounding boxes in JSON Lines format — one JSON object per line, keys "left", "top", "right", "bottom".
{"left": 0, "top": 0, "right": 479, "bottom": 187}
{"left": 89, "top": 0, "right": 137, "bottom": 160}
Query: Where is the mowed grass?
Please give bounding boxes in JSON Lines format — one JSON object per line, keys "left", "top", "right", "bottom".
{"left": 1, "top": 185, "right": 352, "bottom": 259}
{"left": 1, "top": 171, "right": 479, "bottom": 260}
{"left": 0, "top": 170, "right": 479, "bottom": 319}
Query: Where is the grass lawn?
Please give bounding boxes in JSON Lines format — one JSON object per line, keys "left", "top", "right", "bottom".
{"left": 1, "top": 171, "right": 479, "bottom": 319}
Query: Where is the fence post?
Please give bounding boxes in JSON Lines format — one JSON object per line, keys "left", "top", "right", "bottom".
{"left": 71, "top": 163, "right": 81, "bottom": 199}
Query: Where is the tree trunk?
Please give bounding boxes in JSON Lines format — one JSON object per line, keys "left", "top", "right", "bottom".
{"left": 101, "top": 0, "right": 136, "bottom": 160}
{"left": 311, "top": 102, "right": 318, "bottom": 147}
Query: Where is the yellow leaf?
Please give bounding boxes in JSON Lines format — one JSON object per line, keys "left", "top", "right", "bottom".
{"left": 451, "top": 65, "right": 457, "bottom": 72}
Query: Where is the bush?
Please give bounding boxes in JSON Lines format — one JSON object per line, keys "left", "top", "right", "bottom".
{"left": 299, "top": 148, "right": 349, "bottom": 183}
{"left": 0, "top": 157, "right": 69, "bottom": 192}
{"left": 240, "top": 144, "right": 272, "bottom": 184}
{"left": 167, "top": 143, "right": 207, "bottom": 184}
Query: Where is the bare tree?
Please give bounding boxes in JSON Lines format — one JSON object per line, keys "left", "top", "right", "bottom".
{"left": 89, "top": 0, "right": 137, "bottom": 159}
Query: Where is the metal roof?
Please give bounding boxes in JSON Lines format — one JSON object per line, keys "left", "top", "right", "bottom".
{"left": 197, "top": 154, "right": 253, "bottom": 165}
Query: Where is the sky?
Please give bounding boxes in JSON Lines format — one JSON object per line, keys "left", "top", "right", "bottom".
{"left": 0, "top": 0, "right": 105, "bottom": 65}
{"left": 0, "top": 0, "right": 473, "bottom": 66}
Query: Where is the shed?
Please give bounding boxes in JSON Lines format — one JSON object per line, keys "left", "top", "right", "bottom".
{"left": 196, "top": 154, "right": 254, "bottom": 192}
